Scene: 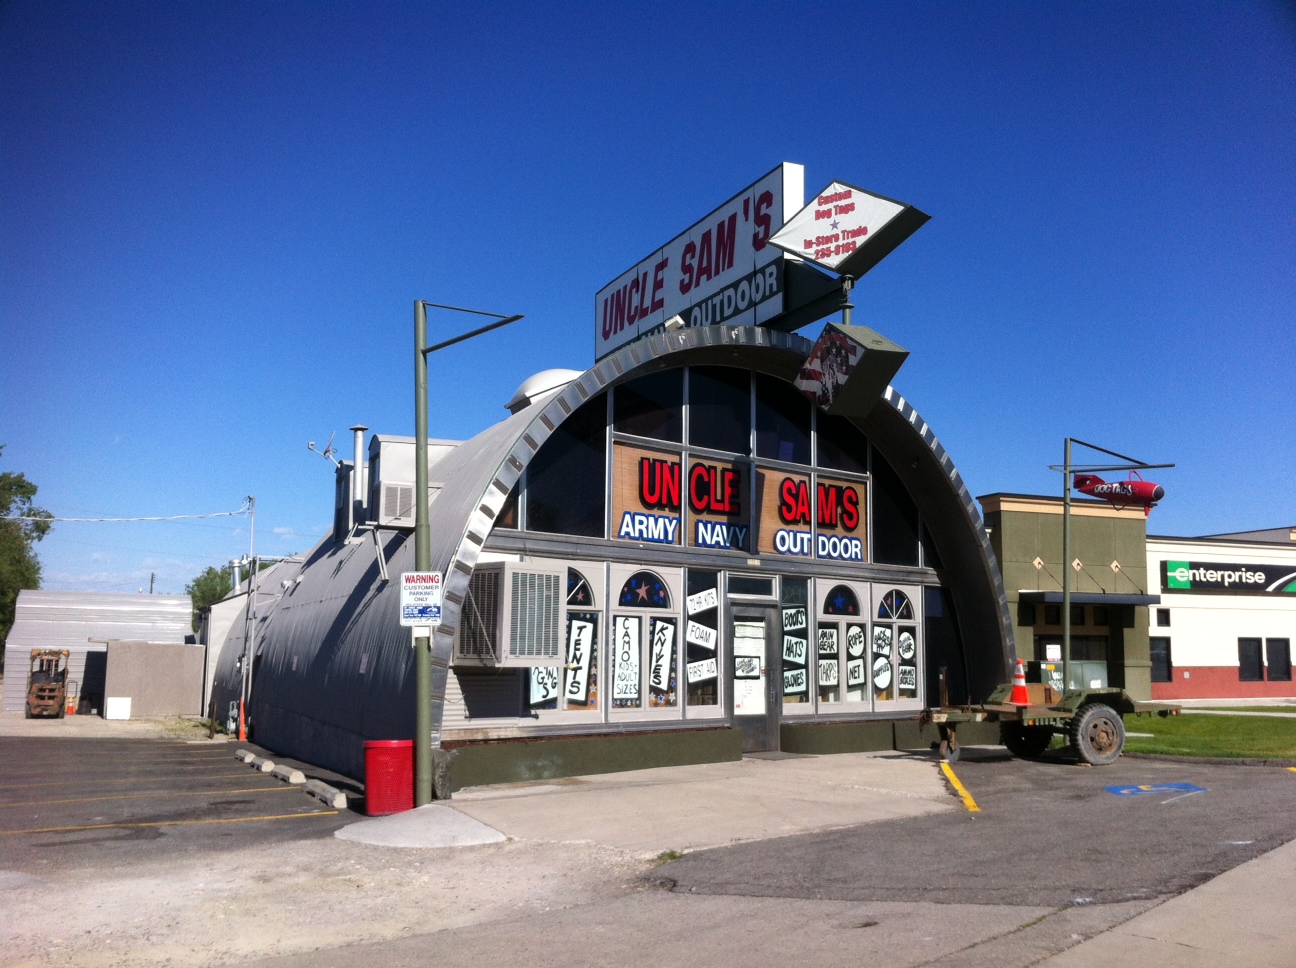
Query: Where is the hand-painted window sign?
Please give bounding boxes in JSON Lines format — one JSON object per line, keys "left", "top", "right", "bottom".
{"left": 686, "top": 587, "right": 718, "bottom": 615}
{"left": 1105, "top": 783, "right": 1207, "bottom": 798}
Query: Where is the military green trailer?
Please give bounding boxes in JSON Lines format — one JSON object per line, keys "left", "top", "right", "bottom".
{"left": 921, "top": 679, "right": 1180, "bottom": 765}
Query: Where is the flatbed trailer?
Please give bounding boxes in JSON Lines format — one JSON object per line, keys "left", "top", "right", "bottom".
{"left": 920, "top": 680, "right": 1180, "bottom": 765}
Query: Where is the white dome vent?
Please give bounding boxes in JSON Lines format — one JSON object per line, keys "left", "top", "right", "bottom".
{"left": 505, "top": 369, "right": 583, "bottom": 414}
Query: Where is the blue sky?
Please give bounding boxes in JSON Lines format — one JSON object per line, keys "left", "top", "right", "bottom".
{"left": 2, "top": 1, "right": 1293, "bottom": 595}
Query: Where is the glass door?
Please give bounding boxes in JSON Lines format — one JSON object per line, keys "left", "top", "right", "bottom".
{"left": 731, "top": 607, "right": 779, "bottom": 751}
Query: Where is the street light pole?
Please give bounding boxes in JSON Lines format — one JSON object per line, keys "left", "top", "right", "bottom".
{"left": 412, "top": 300, "right": 524, "bottom": 806}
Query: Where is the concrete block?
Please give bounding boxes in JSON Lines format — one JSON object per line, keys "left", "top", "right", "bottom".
{"left": 271, "top": 764, "right": 306, "bottom": 784}
{"left": 305, "top": 779, "right": 347, "bottom": 809}
{"left": 234, "top": 748, "right": 255, "bottom": 763}
{"left": 249, "top": 755, "right": 275, "bottom": 773}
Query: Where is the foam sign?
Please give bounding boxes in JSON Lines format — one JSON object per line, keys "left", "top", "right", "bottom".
{"left": 595, "top": 164, "right": 804, "bottom": 359}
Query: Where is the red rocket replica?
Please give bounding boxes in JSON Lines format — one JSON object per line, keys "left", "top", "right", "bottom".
{"left": 1073, "top": 472, "right": 1165, "bottom": 515}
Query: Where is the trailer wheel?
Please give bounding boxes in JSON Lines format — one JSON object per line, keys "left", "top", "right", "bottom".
{"left": 1071, "top": 703, "right": 1125, "bottom": 765}
{"left": 1001, "top": 722, "right": 1052, "bottom": 758}
{"left": 938, "top": 737, "right": 960, "bottom": 762}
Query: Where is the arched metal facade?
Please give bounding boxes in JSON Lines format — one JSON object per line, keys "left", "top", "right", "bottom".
{"left": 215, "top": 326, "right": 1012, "bottom": 780}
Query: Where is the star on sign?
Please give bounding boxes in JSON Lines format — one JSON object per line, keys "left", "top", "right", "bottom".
{"left": 830, "top": 219, "right": 839, "bottom": 230}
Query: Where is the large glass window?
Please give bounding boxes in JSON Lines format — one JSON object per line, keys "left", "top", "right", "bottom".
{"left": 1238, "top": 638, "right": 1263, "bottom": 682}
{"left": 781, "top": 578, "right": 810, "bottom": 706}
{"left": 755, "top": 373, "right": 810, "bottom": 465}
{"left": 871, "top": 446, "right": 920, "bottom": 566}
{"left": 528, "top": 568, "right": 601, "bottom": 713}
{"left": 526, "top": 393, "right": 607, "bottom": 536}
{"left": 684, "top": 570, "right": 720, "bottom": 708}
{"left": 688, "top": 366, "right": 751, "bottom": 455}
{"left": 611, "top": 571, "right": 676, "bottom": 709}
{"left": 614, "top": 369, "right": 683, "bottom": 442}
{"left": 1150, "top": 637, "right": 1172, "bottom": 683}
{"left": 816, "top": 412, "right": 869, "bottom": 474}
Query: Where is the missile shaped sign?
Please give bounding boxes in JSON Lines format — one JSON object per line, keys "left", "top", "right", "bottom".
{"left": 769, "top": 181, "right": 930, "bottom": 280}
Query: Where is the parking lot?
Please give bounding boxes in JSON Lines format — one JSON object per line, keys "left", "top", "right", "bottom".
{"left": 0, "top": 733, "right": 358, "bottom": 871}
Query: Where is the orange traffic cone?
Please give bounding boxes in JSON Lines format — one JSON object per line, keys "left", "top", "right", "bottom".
{"left": 1009, "top": 659, "right": 1030, "bottom": 705}
{"left": 238, "top": 699, "right": 247, "bottom": 741}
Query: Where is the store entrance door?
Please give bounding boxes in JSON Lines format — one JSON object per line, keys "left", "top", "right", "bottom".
{"left": 731, "top": 607, "right": 780, "bottom": 752}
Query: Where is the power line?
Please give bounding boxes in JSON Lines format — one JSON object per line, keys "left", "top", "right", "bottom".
{"left": 1, "top": 505, "right": 250, "bottom": 524}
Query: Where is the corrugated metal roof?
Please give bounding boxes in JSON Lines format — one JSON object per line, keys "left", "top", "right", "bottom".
{"left": 3, "top": 591, "right": 192, "bottom": 713}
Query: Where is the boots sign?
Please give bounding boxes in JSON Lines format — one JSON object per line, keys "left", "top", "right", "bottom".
{"left": 595, "top": 163, "right": 805, "bottom": 360}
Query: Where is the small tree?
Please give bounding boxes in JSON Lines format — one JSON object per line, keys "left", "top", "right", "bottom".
{"left": 0, "top": 445, "right": 52, "bottom": 647}
{"left": 186, "top": 564, "right": 233, "bottom": 633}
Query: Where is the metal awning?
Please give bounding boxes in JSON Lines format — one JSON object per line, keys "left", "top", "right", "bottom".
{"left": 1017, "top": 591, "right": 1160, "bottom": 606}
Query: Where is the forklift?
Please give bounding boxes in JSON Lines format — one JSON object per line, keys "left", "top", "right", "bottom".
{"left": 25, "top": 649, "right": 70, "bottom": 718}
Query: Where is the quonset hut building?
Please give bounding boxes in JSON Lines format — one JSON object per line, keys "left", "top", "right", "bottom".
{"left": 211, "top": 325, "right": 1014, "bottom": 790}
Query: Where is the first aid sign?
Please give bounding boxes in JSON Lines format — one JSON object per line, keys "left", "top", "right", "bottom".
{"left": 400, "top": 572, "right": 443, "bottom": 627}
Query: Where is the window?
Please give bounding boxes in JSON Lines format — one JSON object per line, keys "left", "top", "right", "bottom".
{"left": 823, "top": 584, "right": 861, "bottom": 616}
{"left": 528, "top": 569, "right": 602, "bottom": 713}
{"left": 618, "top": 571, "right": 671, "bottom": 608}
{"left": 1238, "top": 638, "right": 1264, "bottom": 682}
{"left": 1092, "top": 606, "right": 1109, "bottom": 626}
{"left": 612, "top": 571, "right": 676, "bottom": 710}
{"left": 1044, "top": 604, "right": 1062, "bottom": 626}
{"left": 1156, "top": 608, "right": 1171, "bottom": 627}
{"left": 781, "top": 578, "right": 810, "bottom": 705}
{"left": 684, "top": 570, "right": 719, "bottom": 707}
{"left": 614, "top": 370, "right": 682, "bottom": 442}
{"left": 1267, "top": 639, "right": 1292, "bottom": 682}
{"left": 1070, "top": 605, "right": 1086, "bottom": 627}
{"left": 755, "top": 373, "right": 810, "bottom": 465}
{"left": 816, "top": 412, "right": 869, "bottom": 474}
{"left": 1149, "top": 637, "right": 1172, "bottom": 683}
{"left": 728, "top": 574, "right": 774, "bottom": 597}
{"left": 871, "top": 446, "right": 919, "bottom": 566}
{"left": 526, "top": 393, "right": 607, "bottom": 536}
{"left": 688, "top": 366, "right": 751, "bottom": 455}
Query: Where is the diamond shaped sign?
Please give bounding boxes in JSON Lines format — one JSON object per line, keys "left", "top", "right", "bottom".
{"left": 768, "top": 181, "right": 930, "bottom": 278}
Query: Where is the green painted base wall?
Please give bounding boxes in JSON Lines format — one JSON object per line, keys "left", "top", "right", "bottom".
{"left": 782, "top": 718, "right": 1000, "bottom": 754}
{"left": 445, "top": 727, "right": 743, "bottom": 792}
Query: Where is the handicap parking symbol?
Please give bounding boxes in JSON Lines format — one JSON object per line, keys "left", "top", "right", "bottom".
{"left": 1106, "top": 782, "right": 1206, "bottom": 800}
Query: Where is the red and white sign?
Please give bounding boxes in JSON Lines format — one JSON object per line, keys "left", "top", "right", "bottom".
{"left": 399, "top": 571, "right": 443, "bottom": 627}
{"left": 595, "top": 163, "right": 804, "bottom": 360}
{"left": 769, "top": 181, "right": 907, "bottom": 272}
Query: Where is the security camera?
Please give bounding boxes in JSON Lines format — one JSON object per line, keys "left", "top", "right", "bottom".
{"left": 663, "top": 314, "right": 685, "bottom": 333}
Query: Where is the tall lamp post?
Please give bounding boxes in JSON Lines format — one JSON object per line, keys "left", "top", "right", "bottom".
{"left": 1051, "top": 439, "right": 1172, "bottom": 691}
{"left": 413, "top": 300, "right": 523, "bottom": 805}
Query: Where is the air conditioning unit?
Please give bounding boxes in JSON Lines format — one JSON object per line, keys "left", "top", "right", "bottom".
{"left": 455, "top": 562, "right": 564, "bottom": 667}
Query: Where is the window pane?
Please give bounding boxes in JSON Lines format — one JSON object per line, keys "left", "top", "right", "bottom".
{"left": 755, "top": 374, "right": 810, "bottom": 464}
{"left": 1156, "top": 608, "right": 1171, "bottom": 627}
{"left": 618, "top": 571, "right": 671, "bottom": 608}
{"left": 685, "top": 570, "right": 719, "bottom": 707}
{"left": 781, "top": 578, "right": 810, "bottom": 705}
{"left": 823, "top": 584, "right": 861, "bottom": 616}
{"left": 564, "top": 613, "right": 599, "bottom": 709}
{"left": 817, "top": 412, "right": 869, "bottom": 473}
{"left": 871, "top": 446, "right": 919, "bottom": 566}
{"left": 526, "top": 393, "right": 606, "bottom": 536}
{"left": 817, "top": 623, "right": 840, "bottom": 703}
{"left": 647, "top": 617, "right": 678, "bottom": 707}
{"left": 729, "top": 575, "right": 774, "bottom": 596}
{"left": 689, "top": 366, "right": 750, "bottom": 455}
{"left": 1238, "top": 638, "right": 1263, "bottom": 681}
{"left": 611, "top": 615, "right": 642, "bottom": 707}
{"left": 1267, "top": 639, "right": 1292, "bottom": 682}
{"left": 614, "top": 369, "right": 682, "bottom": 441}
{"left": 1149, "top": 637, "right": 1172, "bottom": 683}
{"left": 844, "top": 622, "right": 869, "bottom": 703}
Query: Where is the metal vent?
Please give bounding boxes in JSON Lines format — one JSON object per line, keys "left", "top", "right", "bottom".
{"left": 382, "top": 484, "right": 414, "bottom": 522}
{"left": 459, "top": 570, "right": 501, "bottom": 660}
{"left": 509, "top": 571, "right": 561, "bottom": 659}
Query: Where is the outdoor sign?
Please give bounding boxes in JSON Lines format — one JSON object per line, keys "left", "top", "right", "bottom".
{"left": 755, "top": 468, "right": 866, "bottom": 562}
{"left": 595, "top": 163, "right": 804, "bottom": 360}
{"left": 768, "top": 180, "right": 930, "bottom": 281}
{"left": 399, "top": 571, "right": 443, "bottom": 626}
{"left": 1161, "top": 560, "right": 1296, "bottom": 596}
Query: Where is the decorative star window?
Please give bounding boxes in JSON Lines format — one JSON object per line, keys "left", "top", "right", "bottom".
{"left": 878, "top": 589, "right": 914, "bottom": 621}
{"left": 567, "top": 569, "right": 595, "bottom": 607}
{"left": 618, "top": 571, "right": 671, "bottom": 609}
{"left": 822, "top": 584, "right": 860, "bottom": 616}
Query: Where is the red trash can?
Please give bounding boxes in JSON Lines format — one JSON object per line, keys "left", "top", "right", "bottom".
{"left": 363, "top": 739, "right": 414, "bottom": 816}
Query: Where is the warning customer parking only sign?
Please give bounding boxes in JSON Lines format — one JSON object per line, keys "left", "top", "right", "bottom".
{"left": 400, "top": 572, "right": 443, "bottom": 627}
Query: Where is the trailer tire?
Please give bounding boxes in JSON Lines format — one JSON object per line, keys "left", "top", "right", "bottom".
{"left": 1071, "top": 703, "right": 1125, "bottom": 765}
{"left": 1001, "top": 722, "right": 1052, "bottom": 758}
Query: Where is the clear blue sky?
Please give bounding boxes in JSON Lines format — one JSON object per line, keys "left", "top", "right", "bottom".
{"left": 2, "top": 1, "right": 1293, "bottom": 595}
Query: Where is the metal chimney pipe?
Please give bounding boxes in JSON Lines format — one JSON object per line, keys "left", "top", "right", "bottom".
{"left": 231, "top": 558, "right": 242, "bottom": 592}
{"left": 350, "top": 424, "right": 368, "bottom": 529}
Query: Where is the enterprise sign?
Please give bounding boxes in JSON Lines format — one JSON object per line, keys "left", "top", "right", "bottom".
{"left": 1161, "top": 560, "right": 1296, "bottom": 595}
{"left": 595, "top": 163, "right": 804, "bottom": 360}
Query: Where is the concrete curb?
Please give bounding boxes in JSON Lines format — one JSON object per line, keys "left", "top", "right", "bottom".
{"left": 272, "top": 764, "right": 306, "bottom": 784}
{"left": 234, "top": 748, "right": 256, "bottom": 763}
{"left": 305, "top": 779, "right": 348, "bottom": 809}
{"left": 1125, "top": 752, "right": 1296, "bottom": 768}
{"left": 249, "top": 755, "right": 275, "bottom": 773}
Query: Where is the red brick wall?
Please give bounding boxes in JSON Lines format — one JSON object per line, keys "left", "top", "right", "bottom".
{"left": 1151, "top": 666, "right": 1296, "bottom": 701}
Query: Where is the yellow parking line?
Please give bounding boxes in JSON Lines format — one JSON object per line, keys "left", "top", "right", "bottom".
{"left": 0, "top": 786, "right": 297, "bottom": 808}
{"left": 0, "top": 810, "right": 339, "bottom": 836}
{"left": 940, "top": 761, "right": 982, "bottom": 813}
{"left": 0, "top": 773, "right": 254, "bottom": 792}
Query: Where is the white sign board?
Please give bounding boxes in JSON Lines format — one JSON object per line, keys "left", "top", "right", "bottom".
{"left": 399, "top": 572, "right": 443, "bottom": 626}
{"left": 595, "top": 163, "right": 804, "bottom": 359}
